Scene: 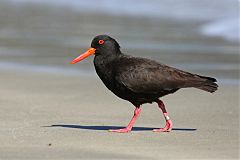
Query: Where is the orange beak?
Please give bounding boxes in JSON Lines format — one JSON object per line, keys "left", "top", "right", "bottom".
{"left": 71, "top": 48, "right": 96, "bottom": 64}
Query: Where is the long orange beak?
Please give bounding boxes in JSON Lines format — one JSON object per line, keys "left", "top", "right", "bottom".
{"left": 71, "top": 48, "right": 96, "bottom": 64}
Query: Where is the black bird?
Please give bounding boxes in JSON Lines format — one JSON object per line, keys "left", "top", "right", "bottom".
{"left": 71, "top": 35, "right": 218, "bottom": 133}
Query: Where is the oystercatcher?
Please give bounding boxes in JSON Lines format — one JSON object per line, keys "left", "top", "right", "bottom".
{"left": 71, "top": 35, "right": 218, "bottom": 133}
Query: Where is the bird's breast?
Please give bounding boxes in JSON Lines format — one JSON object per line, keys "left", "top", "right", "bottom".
{"left": 94, "top": 56, "right": 116, "bottom": 90}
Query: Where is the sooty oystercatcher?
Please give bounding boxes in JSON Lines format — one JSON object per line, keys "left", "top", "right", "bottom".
{"left": 71, "top": 35, "right": 218, "bottom": 133}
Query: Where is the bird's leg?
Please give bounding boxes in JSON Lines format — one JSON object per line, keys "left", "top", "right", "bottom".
{"left": 153, "top": 100, "right": 173, "bottom": 132}
{"left": 109, "top": 107, "right": 141, "bottom": 133}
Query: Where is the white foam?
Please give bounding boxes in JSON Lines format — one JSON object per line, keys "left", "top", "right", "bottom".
{"left": 201, "top": 18, "right": 239, "bottom": 42}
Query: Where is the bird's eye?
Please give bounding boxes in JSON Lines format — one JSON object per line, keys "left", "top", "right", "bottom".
{"left": 98, "top": 39, "right": 105, "bottom": 45}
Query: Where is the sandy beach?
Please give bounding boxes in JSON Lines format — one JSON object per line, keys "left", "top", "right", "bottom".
{"left": 0, "top": 0, "right": 239, "bottom": 159}
{"left": 0, "top": 69, "right": 239, "bottom": 160}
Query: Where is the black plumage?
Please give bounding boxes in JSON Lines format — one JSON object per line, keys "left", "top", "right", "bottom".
{"left": 71, "top": 35, "right": 218, "bottom": 133}
{"left": 92, "top": 35, "right": 218, "bottom": 106}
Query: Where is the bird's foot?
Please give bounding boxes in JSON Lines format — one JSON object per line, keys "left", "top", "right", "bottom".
{"left": 109, "top": 128, "right": 131, "bottom": 133}
{"left": 153, "top": 119, "right": 173, "bottom": 132}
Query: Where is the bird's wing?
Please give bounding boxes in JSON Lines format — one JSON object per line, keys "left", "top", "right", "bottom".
{"left": 114, "top": 56, "right": 200, "bottom": 94}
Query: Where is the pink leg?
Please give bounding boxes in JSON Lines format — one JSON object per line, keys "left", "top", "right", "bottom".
{"left": 153, "top": 100, "right": 173, "bottom": 132}
{"left": 109, "top": 107, "right": 141, "bottom": 133}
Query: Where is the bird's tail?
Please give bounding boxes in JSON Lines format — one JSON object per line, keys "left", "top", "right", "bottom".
{"left": 195, "top": 75, "right": 218, "bottom": 93}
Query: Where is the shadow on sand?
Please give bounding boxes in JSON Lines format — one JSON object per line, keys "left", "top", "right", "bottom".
{"left": 45, "top": 124, "right": 197, "bottom": 132}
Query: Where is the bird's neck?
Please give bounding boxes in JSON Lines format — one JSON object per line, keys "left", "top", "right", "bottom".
{"left": 93, "top": 53, "right": 121, "bottom": 88}
{"left": 94, "top": 48, "right": 122, "bottom": 66}
{"left": 94, "top": 53, "right": 120, "bottom": 74}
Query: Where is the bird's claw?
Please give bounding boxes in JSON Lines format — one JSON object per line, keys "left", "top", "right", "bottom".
{"left": 153, "top": 120, "right": 173, "bottom": 132}
{"left": 109, "top": 128, "right": 131, "bottom": 133}
{"left": 152, "top": 128, "right": 171, "bottom": 132}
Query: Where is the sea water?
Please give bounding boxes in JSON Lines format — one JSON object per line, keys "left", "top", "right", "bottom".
{"left": 0, "top": 0, "right": 239, "bottom": 85}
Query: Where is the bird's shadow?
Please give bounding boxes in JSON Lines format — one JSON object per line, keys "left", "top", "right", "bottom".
{"left": 44, "top": 124, "right": 197, "bottom": 132}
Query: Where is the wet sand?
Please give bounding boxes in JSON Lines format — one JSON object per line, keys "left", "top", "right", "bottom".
{"left": 0, "top": 69, "right": 239, "bottom": 160}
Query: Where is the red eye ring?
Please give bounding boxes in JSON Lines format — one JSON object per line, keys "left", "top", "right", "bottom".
{"left": 98, "top": 39, "right": 105, "bottom": 45}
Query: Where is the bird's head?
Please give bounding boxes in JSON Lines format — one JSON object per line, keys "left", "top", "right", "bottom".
{"left": 71, "top": 35, "right": 121, "bottom": 64}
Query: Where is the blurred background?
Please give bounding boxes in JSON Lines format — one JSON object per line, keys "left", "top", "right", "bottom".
{"left": 0, "top": 0, "right": 239, "bottom": 85}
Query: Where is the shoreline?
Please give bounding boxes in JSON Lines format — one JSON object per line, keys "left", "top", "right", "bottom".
{"left": 0, "top": 61, "right": 239, "bottom": 86}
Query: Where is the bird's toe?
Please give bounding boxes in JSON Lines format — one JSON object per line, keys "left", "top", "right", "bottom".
{"left": 108, "top": 128, "right": 131, "bottom": 133}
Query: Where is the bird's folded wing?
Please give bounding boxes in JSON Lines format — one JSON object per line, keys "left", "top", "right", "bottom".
{"left": 114, "top": 57, "right": 198, "bottom": 94}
